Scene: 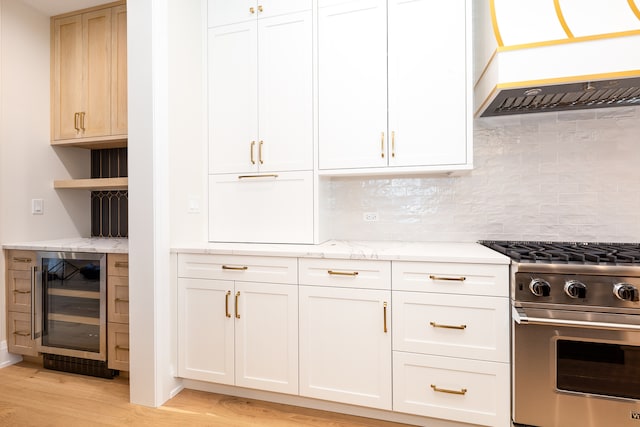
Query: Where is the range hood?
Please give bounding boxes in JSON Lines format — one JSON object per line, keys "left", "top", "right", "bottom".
{"left": 474, "top": 0, "right": 640, "bottom": 117}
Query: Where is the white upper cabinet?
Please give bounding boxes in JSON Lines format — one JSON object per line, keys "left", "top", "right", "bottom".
{"left": 208, "top": 3, "right": 313, "bottom": 175}
{"left": 319, "top": 0, "right": 473, "bottom": 174}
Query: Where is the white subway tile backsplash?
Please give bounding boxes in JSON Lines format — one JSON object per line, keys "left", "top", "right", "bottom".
{"left": 325, "top": 106, "right": 640, "bottom": 243}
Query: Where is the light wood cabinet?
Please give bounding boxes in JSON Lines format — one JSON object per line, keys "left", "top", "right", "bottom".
{"left": 107, "top": 253, "right": 129, "bottom": 371}
{"left": 51, "top": 2, "right": 127, "bottom": 148}
{"left": 177, "top": 254, "right": 299, "bottom": 394}
{"left": 318, "top": 0, "right": 472, "bottom": 175}
{"left": 5, "top": 250, "right": 38, "bottom": 357}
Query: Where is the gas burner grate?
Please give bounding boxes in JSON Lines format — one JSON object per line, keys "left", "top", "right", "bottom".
{"left": 479, "top": 241, "right": 640, "bottom": 265}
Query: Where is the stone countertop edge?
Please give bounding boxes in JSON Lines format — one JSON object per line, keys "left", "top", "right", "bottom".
{"left": 3, "top": 238, "right": 129, "bottom": 254}
{"left": 171, "top": 240, "right": 511, "bottom": 264}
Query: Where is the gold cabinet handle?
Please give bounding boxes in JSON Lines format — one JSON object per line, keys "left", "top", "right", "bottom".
{"left": 258, "top": 5, "right": 263, "bottom": 12}
{"left": 430, "top": 321, "right": 467, "bottom": 330}
{"left": 115, "top": 345, "right": 130, "bottom": 351}
{"left": 13, "top": 331, "right": 31, "bottom": 337}
{"left": 225, "top": 290, "right": 231, "bottom": 318}
{"left": 13, "top": 289, "right": 31, "bottom": 294}
{"left": 383, "top": 302, "right": 388, "bottom": 333}
{"left": 238, "top": 174, "right": 278, "bottom": 179}
{"left": 391, "top": 131, "right": 395, "bottom": 157}
{"left": 250, "top": 141, "right": 256, "bottom": 164}
{"left": 429, "top": 275, "right": 466, "bottom": 282}
{"left": 250, "top": 6, "right": 255, "bottom": 13}
{"left": 115, "top": 298, "right": 129, "bottom": 303}
{"left": 222, "top": 265, "right": 248, "bottom": 271}
{"left": 327, "top": 270, "right": 359, "bottom": 276}
{"left": 235, "top": 291, "right": 241, "bottom": 319}
{"left": 259, "top": 140, "right": 264, "bottom": 164}
{"left": 381, "top": 132, "right": 385, "bottom": 158}
{"left": 80, "top": 112, "right": 86, "bottom": 131}
{"left": 431, "top": 384, "right": 467, "bottom": 395}
{"left": 114, "top": 261, "right": 129, "bottom": 268}
{"left": 13, "top": 257, "right": 33, "bottom": 263}
{"left": 74, "top": 112, "right": 80, "bottom": 131}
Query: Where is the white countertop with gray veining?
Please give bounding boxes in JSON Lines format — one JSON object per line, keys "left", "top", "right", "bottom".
{"left": 3, "top": 238, "right": 128, "bottom": 254}
{"left": 172, "top": 240, "right": 510, "bottom": 264}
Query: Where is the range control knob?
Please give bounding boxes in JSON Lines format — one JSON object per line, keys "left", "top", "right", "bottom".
{"left": 529, "top": 278, "right": 551, "bottom": 297}
{"left": 613, "top": 283, "right": 640, "bottom": 302}
{"left": 564, "top": 280, "right": 587, "bottom": 299}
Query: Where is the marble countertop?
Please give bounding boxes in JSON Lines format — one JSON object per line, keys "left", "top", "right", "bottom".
{"left": 172, "top": 240, "right": 510, "bottom": 264}
{"left": 3, "top": 237, "right": 128, "bottom": 254}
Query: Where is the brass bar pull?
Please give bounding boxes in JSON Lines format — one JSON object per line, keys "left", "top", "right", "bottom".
{"left": 13, "top": 289, "right": 31, "bottom": 294}
{"left": 391, "top": 131, "right": 395, "bottom": 157}
{"left": 115, "top": 298, "right": 129, "bottom": 303}
{"left": 74, "top": 112, "right": 80, "bottom": 131}
{"left": 14, "top": 331, "right": 31, "bottom": 337}
{"left": 238, "top": 174, "right": 279, "bottom": 179}
{"left": 114, "top": 261, "right": 129, "bottom": 268}
{"left": 258, "top": 5, "right": 263, "bottom": 12}
{"left": 259, "top": 140, "right": 264, "bottom": 164}
{"left": 327, "top": 270, "right": 359, "bottom": 276}
{"left": 381, "top": 132, "right": 385, "bottom": 158}
{"left": 225, "top": 290, "right": 231, "bottom": 318}
{"left": 250, "top": 6, "right": 255, "bottom": 13}
{"left": 115, "top": 345, "right": 130, "bottom": 351}
{"left": 431, "top": 384, "right": 467, "bottom": 395}
{"left": 429, "top": 275, "right": 466, "bottom": 282}
{"left": 430, "top": 321, "right": 467, "bottom": 330}
{"left": 235, "top": 291, "right": 241, "bottom": 319}
{"left": 383, "top": 302, "right": 388, "bottom": 333}
{"left": 250, "top": 141, "right": 256, "bottom": 164}
{"left": 222, "top": 265, "right": 248, "bottom": 271}
{"left": 13, "top": 257, "right": 32, "bottom": 263}
{"left": 80, "top": 112, "right": 86, "bottom": 131}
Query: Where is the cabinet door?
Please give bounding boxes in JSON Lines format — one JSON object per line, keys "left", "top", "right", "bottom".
{"left": 208, "top": 171, "right": 314, "bottom": 244}
{"left": 82, "top": 9, "right": 112, "bottom": 138}
{"left": 299, "top": 286, "right": 392, "bottom": 410}
{"left": 208, "top": 0, "right": 256, "bottom": 28}
{"left": 52, "top": 15, "right": 83, "bottom": 140}
{"left": 7, "top": 270, "right": 32, "bottom": 313}
{"left": 257, "top": 11, "right": 313, "bottom": 172}
{"left": 318, "top": 0, "right": 387, "bottom": 170}
{"left": 178, "top": 278, "right": 234, "bottom": 384}
{"left": 388, "top": 0, "right": 468, "bottom": 167}
{"left": 7, "top": 311, "right": 38, "bottom": 357}
{"left": 111, "top": 5, "right": 128, "bottom": 136}
{"left": 107, "top": 322, "right": 129, "bottom": 371}
{"left": 235, "top": 282, "right": 298, "bottom": 394}
{"left": 208, "top": 24, "right": 259, "bottom": 174}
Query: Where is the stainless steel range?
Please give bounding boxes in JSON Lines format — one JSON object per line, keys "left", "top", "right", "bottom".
{"left": 479, "top": 241, "right": 640, "bottom": 427}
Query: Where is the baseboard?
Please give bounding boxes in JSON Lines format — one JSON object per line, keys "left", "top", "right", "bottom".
{"left": 0, "top": 340, "right": 23, "bottom": 368}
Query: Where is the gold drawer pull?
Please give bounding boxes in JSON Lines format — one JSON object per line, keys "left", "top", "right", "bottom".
{"left": 115, "top": 345, "right": 130, "bottom": 351}
{"left": 114, "top": 261, "right": 129, "bottom": 268}
{"left": 429, "top": 275, "right": 466, "bottom": 282}
{"left": 238, "top": 174, "right": 279, "bottom": 179}
{"left": 383, "top": 302, "right": 388, "bottom": 333}
{"left": 327, "top": 270, "right": 359, "bottom": 276}
{"left": 115, "top": 298, "right": 129, "bottom": 303}
{"left": 225, "top": 290, "right": 231, "bottom": 318}
{"left": 235, "top": 291, "right": 241, "bottom": 319}
{"left": 250, "top": 6, "right": 255, "bottom": 13}
{"left": 13, "top": 331, "right": 31, "bottom": 337}
{"left": 222, "top": 265, "right": 248, "bottom": 271}
{"left": 13, "top": 289, "right": 31, "bottom": 294}
{"left": 258, "top": 5, "right": 263, "bottom": 12}
{"left": 430, "top": 321, "right": 467, "bottom": 330}
{"left": 431, "top": 384, "right": 467, "bottom": 395}
{"left": 380, "top": 131, "right": 385, "bottom": 158}
{"left": 12, "top": 257, "right": 32, "bottom": 263}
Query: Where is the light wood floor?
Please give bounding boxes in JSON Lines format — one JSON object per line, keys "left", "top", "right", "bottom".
{"left": 0, "top": 361, "right": 412, "bottom": 426}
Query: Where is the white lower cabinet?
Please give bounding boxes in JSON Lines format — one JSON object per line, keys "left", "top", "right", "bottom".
{"left": 177, "top": 258, "right": 298, "bottom": 394}
{"left": 299, "top": 285, "right": 392, "bottom": 410}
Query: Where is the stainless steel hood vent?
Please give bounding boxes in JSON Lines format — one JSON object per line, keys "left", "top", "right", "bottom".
{"left": 482, "top": 77, "right": 640, "bottom": 117}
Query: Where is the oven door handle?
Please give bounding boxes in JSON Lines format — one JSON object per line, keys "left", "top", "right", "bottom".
{"left": 513, "top": 307, "right": 640, "bottom": 332}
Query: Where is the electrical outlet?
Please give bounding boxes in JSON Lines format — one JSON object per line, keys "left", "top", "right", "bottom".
{"left": 363, "top": 212, "right": 378, "bottom": 222}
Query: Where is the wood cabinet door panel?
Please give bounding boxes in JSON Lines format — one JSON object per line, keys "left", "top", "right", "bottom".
{"left": 107, "top": 322, "right": 129, "bottom": 371}
{"left": 7, "top": 311, "right": 38, "bottom": 357}
{"left": 111, "top": 5, "right": 128, "bottom": 136}
{"left": 53, "top": 15, "right": 83, "bottom": 140}
{"left": 7, "top": 270, "right": 32, "bottom": 313}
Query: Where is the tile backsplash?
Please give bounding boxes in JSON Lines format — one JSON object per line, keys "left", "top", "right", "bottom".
{"left": 325, "top": 107, "right": 640, "bottom": 243}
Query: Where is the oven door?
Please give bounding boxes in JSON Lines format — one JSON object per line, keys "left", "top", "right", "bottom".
{"left": 512, "top": 307, "right": 640, "bottom": 427}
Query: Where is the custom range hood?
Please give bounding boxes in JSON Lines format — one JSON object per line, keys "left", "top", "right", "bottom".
{"left": 474, "top": 0, "right": 640, "bottom": 117}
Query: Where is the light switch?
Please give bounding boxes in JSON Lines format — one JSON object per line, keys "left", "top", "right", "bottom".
{"left": 187, "top": 195, "right": 200, "bottom": 214}
{"left": 32, "top": 199, "right": 44, "bottom": 215}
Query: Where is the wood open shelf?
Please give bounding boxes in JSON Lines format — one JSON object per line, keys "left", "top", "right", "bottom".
{"left": 53, "top": 178, "right": 128, "bottom": 191}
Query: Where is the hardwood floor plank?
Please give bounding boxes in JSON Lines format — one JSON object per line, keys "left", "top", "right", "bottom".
{"left": 0, "top": 362, "right": 412, "bottom": 426}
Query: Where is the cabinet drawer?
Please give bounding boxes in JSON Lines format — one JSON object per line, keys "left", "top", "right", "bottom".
{"left": 108, "top": 254, "right": 129, "bottom": 277}
{"left": 7, "top": 269, "right": 33, "bottom": 313}
{"left": 392, "top": 292, "right": 509, "bottom": 362}
{"left": 7, "top": 311, "right": 38, "bottom": 357}
{"left": 6, "top": 250, "right": 36, "bottom": 271}
{"left": 393, "top": 352, "right": 510, "bottom": 427}
{"left": 108, "top": 322, "right": 129, "bottom": 371}
{"left": 178, "top": 254, "right": 297, "bottom": 284}
{"left": 299, "top": 258, "right": 391, "bottom": 290}
{"left": 108, "top": 275, "right": 129, "bottom": 323}
{"left": 393, "top": 261, "right": 508, "bottom": 297}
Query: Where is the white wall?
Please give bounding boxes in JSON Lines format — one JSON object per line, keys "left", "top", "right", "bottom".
{"left": 324, "top": 107, "right": 640, "bottom": 243}
{"left": 0, "top": 0, "right": 89, "bottom": 359}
